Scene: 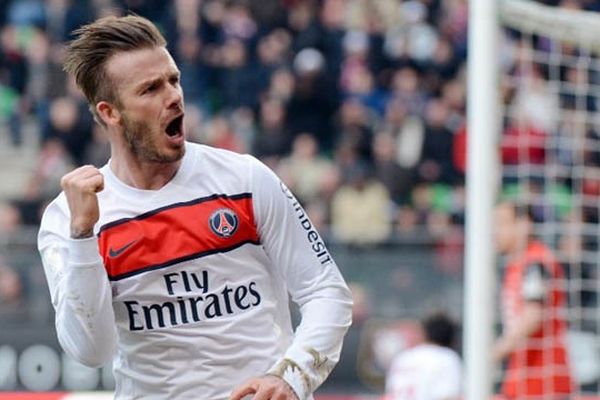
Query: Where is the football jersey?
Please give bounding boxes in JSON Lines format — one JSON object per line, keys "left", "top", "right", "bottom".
{"left": 385, "top": 343, "right": 462, "bottom": 400}
{"left": 500, "top": 241, "right": 572, "bottom": 398}
{"left": 38, "top": 142, "right": 353, "bottom": 400}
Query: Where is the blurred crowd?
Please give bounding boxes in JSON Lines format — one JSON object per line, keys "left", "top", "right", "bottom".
{"left": 0, "top": 0, "right": 471, "bottom": 247}
{"left": 0, "top": 0, "right": 598, "bottom": 250}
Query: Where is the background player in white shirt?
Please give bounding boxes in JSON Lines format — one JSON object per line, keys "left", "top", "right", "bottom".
{"left": 37, "top": 15, "right": 352, "bottom": 400}
{"left": 385, "top": 313, "right": 462, "bottom": 400}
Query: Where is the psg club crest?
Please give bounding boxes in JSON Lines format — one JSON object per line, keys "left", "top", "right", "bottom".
{"left": 209, "top": 208, "right": 239, "bottom": 238}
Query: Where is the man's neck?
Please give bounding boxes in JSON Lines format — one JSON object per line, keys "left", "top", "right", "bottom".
{"left": 110, "top": 150, "right": 182, "bottom": 190}
{"left": 507, "top": 237, "right": 530, "bottom": 260}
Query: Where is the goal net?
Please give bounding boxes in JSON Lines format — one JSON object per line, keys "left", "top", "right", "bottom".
{"left": 499, "top": 0, "right": 600, "bottom": 394}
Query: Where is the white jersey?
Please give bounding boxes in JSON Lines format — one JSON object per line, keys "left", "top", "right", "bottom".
{"left": 38, "top": 143, "right": 353, "bottom": 400}
{"left": 385, "top": 344, "right": 462, "bottom": 400}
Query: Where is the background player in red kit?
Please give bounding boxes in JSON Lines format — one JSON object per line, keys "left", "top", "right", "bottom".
{"left": 494, "top": 201, "right": 573, "bottom": 400}
{"left": 37, "top": 15, "right": 352, "bottom": 400}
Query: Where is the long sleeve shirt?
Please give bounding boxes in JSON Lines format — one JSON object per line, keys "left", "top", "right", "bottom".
{"left": 38, "top": 142, "right": 353, "bottom": 400}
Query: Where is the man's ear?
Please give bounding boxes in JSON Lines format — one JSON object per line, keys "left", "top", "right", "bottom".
{"left": 96, "top": 101, "right": 121, "bottom": 127}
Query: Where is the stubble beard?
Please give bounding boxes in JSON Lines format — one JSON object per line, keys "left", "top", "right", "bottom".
{"left": 121, "top": 113, "right": 184, "bottom": 164}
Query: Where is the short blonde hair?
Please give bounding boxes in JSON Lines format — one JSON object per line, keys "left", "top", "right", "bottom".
{"left": 63, "top": 15, "right": 167, "bottom": 125}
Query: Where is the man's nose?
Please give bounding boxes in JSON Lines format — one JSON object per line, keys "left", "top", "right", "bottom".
{"left": 167, "top": 85, "right": 183, "bottom": 109}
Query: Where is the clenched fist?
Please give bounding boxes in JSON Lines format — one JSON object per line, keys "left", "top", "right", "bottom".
{"left": 60, "top": 165, "right": 104, "bottom": 239}
{"left": 230, "top": 375, "right": 299, "bottom": 400}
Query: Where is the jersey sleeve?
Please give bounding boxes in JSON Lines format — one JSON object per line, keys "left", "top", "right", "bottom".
{"left": 37, "top": 198, "right": 117, "bottom": 367}
{"left": 249, "top": 156, "right": 353, "bottom": 400}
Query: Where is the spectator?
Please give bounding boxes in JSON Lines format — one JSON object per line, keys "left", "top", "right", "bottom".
{"left": 441, "top": 79, "right": 466, "bottom": 120}
{"left": 0, "top": 261, "right": 23, "bottom": 316}
{"left": 390, "top": 3, "right": 440, "bottom": 65}
{"left": 511, "top": 64, "right": 560, "bottom": 134}
{"left": 389, "top": 66, "right": 428, "bottom": 116}
{"left": 45, "top": 95, "right": 94, "bottom": 165}
{"left": 254, "top": 28, "right": 292, "bottom": 93}
{"left": 385, "top": 313, "right": 462, "bottom": 400}
{"left": 0, "top": 201, "right": 22, "bottom": 233}
{"left": 252, "top": 96, "right": 292, "bottom": 165}
{"left": 317, "top": 0, "right": 345, "bottom": 76}
{"left": 278, "top": 132, "right": 336, "bottom": 204}
{"left": 218, "top": 38, "right": 258, "bottom": 109}
{"left": 248, "top": 0, "right": 286, "bottom": 31}
{"left": 382, "top": 98, "right": 425, "bottom": 175}
{"left": 45, "top": 0, "right": 94, "bottom": 44}
{"left": 396, "top": 206, "right": 420, "bottom": 235}
{"left": 418, "top": 98, "right": 459, "bottom": 184}
{"left": 287, "top": 47, "right": 338, "bottom": 152}
{"left": 25, "top": 138, "right": 73, "bottom": 202}
{"left": 334, "top": 98, "right": 375, "bottom": 166}
{"left": 0, "top": 254, "right": 25, "bottom": 323}
{"left": 493, "top": 201, "right": 574, "bottom": 400}
{"left": 204, "top": 112, "right": 245, "bottom": 153}
{"left": 182, "top": 103, "right": 205, "bottom": 144}
{"left": 340, "top": 30, "right": 370, "bottom": 93}
{"left": 221, "top": 1, "right": 257, "bottom": 42}
{"left": 437, "top": 0, "right": 468, "bottom": 60}
{"left": 174, "top": 32, "right": 208, "bottom": 109}
{"left": 424, "top": 36, "right": 460, "bottom": 84}
{"left": 331, "top": 161, "right": 392, "bottom": 245}
{"left": 372, "top": 131, "right": 414, "bottom": 206}
{"left": 265, "top": 67, "right": 294, "bottom": 102}
{"left": 229, "top": 106, "right": 256, "bottom": 151}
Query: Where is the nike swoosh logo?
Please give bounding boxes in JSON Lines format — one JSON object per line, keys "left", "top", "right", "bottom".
{"left": 109, "top": 240, "right": 138, "bottom": 258}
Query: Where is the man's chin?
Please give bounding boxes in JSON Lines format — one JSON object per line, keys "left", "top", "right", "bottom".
{"left": 171, "top": 146, "right": 185, "bottom": 162}
{"left": 137, "top": 144, "right": 185, "bottom": 164}
{"left": 172, "top": 140, "right": 186, "bottom": 159}
{"left": 158, "top": 146, "right": 185, "bottom": 163}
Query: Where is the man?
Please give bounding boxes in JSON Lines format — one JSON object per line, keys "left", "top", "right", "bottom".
{"left": 494, "top": 201, "right": 573, "bottom": 399}
{"left": 37, "top": 15, "right": 352, "bottom": 400}
{"left": 385, "top": 313, "right": 462, "bottom": 400}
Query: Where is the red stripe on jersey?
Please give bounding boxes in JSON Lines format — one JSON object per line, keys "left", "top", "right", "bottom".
{"left": 98, "top": 194, "right": 259, "bottom": 280}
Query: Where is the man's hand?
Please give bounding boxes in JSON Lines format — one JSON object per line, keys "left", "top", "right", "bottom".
{"left": 493, "top": 301, "right": 544, "bottom": 362}
{"left": 60, "top": 165, "right": 104, "bottom": 238}
{"left": 230, "top": 375, "right": 299, "bottom": 400}
{"left": 492, "top": 335, "right": 514, "bottom": 362}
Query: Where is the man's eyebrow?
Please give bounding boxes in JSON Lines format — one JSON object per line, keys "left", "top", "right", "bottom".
{"left": 135, "top": 77, "right": 162, "bottom": 91}
{"left": 134, "top": 71, "right": 179, "bottom": 91}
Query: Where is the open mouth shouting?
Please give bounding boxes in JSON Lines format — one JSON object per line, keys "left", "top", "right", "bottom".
{"left": 165, "top": 113, "right": 185, "bottom": 143}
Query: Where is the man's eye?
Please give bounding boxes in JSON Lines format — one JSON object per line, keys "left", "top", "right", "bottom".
{"left": 143, "top": 84, "right": 158, "bottom": 94}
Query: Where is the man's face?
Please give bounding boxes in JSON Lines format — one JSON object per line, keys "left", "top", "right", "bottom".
{"left": 494, "top": 203, "right": 518, "bottom": 254}
{"left": 105, "top": 46, "right": 186, "bottom": 163}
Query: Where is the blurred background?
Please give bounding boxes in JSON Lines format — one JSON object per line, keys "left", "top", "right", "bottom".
{"left": 0, "top": 0, "right": 599, "bottom": 397}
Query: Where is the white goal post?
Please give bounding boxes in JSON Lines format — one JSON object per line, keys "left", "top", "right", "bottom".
{"left": 464, "top": 0, "right": 499, "bottom": 398}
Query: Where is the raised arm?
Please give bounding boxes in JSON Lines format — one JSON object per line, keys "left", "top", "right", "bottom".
{"left": 38, "top": 166, "right": 117, "bottom": 367}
